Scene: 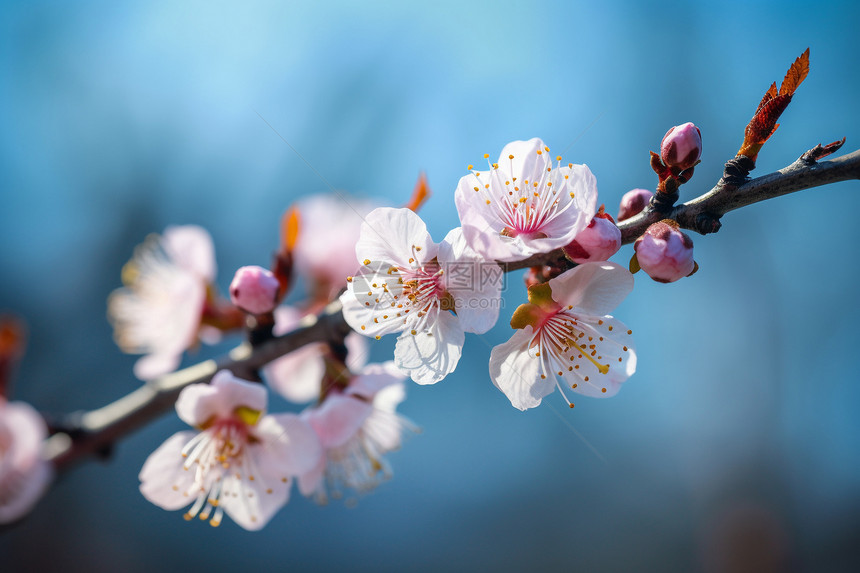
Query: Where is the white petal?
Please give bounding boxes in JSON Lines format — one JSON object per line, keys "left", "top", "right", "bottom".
{"left": 497, "top": 138, "right": 551, "bottom": 187}
{"left": 304, "top": 395, "right": 372, "bottom": 449}
{"left": 258, "top": 414, "right": 324, "bottom": 476}
{"left": 175, "top": 371, "right": 267, "bottom": 427}
{"left": 438, "top": 227, "right": 503, "bottom": 334}
{"left": 0, "top": 401, "right": 52, "bottom": 524}
{"left": 162, "top": 225, "right": 217, "bottom": 282}
{"left": 297, "top": 454, "right": 326, "bottom": 498}
{"left": 562, "top": 316, "right": 637, "bottom": 398}
{"left": 355, "top": 207, "right": 438, "bottom": 268}
{"left": 489, "top": 328, "right": 555, "bottom": 411}
{"left": 263, "top": 343, "right": 325, "bottom": 403}
{"left": 340, "top": 284, "right": 409, "bottom": 339}
{"left": 346, "top": 361, "right": 406, "bottom": 399}
{"left": 394, "top": 311, "right": 465, "bottom": 384}
{"left": 547, "top": 262, "right": 634, "bottom": 316}
{"left": 138, "top": 430, "right": 199, "bottom": 511}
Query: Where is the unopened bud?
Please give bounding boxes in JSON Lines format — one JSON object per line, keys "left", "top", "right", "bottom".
{"left": 633, "top": 220, "right": 695, "bottom": 283}
{"left": 229, "top": 266, "right": 279, "bottom": 314}
{"left": 563, "top": 206, "right": 621, "bottom": 264}
{"left": 661, "top": 122, "right": 702, "bottom": 171}
{"left": 617, "top": 189, "right": 654, "bottom": 221}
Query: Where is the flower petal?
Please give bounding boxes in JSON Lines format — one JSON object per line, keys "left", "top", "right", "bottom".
{"left": 162, "top": 225, "right": 217, "bottom": 282}
{"left": 497, "top": 138, "right": 551, "bottom": 188}
{"left": 547, "top": 262, "right": 634, "bottom": 316}
{"left": 562, "top": 316, "right": 636, "bottom": 398}
{"left": 138, "top": 430, "right": 199, "bottom": 511}
{"left": 489, "top": 327, "right": 555, "bottom": 411}
{"left": 394, "top": 311, "right": 465, "bottom": 384}
{"left": 438, "top": 227, "right": 503, "bottom": 334}
{"left": 355, "top": 207, "right": 438, "bottom": 269}
{"left": 346, "top": 361, "right": 406, "bottom": 400}
{"left": 304, "top": 395, "right": 372, "bottom": 449}
{"left": 175, "top": 371, "right": 267, "bottom": 427}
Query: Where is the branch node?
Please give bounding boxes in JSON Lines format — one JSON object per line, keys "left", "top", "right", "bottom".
{"left": 722, "top": 155, "right": 756, "bottom": 188}
{"left": 650, "top": 190, "right": 679, "bottom": 213}
{"left": 800, "top": 137, "right": 847, "bottom": 165}
{"left": 695, "top": 213, "right": 722, "bottom": 235}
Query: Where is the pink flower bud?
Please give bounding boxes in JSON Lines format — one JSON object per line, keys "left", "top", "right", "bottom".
{"left": 661, "top": 122, "right": 702, "bottom": 171}
{"left": 617, "top": 188, "right": 654, "bottom": 221}
{"left": 230, "top": 266, "right": 279, "bottom": 314}
{"left": 634, "top": 220, "right": 695, "bottom": 283}
{"left": 563, "top": 207, "right": 621, "bottom": 264}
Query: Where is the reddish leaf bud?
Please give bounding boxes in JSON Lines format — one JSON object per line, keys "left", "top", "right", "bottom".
{"left": 229, "top": 266, "right": 279, "bottom": 315}
{"left": 617, "top": 189, "right": 654, "bottom": 221}
{"left": 563, "top": 206, "right": 621, "bottom": 264}
{"left": 633, "top": 220, "right": 695, "bottom": 283}
{"left": 661, "top": 122, "right": 702, "bottom": 171}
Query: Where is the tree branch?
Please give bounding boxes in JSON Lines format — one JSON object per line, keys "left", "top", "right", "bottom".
{"left": 617, "top": 147, "right": 860, "bottom": 242}
{"left": 44, "top": 146, "right": 860, "bottom": 472}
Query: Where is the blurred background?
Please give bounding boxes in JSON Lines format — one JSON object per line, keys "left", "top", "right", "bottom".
{"left": 2, "top": 0, "right": 859, "bottom": 571}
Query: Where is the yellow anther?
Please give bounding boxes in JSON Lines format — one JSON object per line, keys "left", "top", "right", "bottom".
{"left": 467, "top": 164, "right": 474, "bottom": 170}
{"left": 483, "top": 153, "right": 489, "bottom": 159}
{"left": 363, "top": 259, "right": 371, "bottom": 265}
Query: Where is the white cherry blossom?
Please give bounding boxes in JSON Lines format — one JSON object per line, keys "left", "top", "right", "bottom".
{"left": 139, "top": 370, "right": 322, "bottom": 530}
{"left": 341, "top": 207, "right": 502, "bottom": 384}
{"left": 489, "top": 262, "right": 637, "bottom": 410}
{"left": 455, "top": 138, "right": 598, "bottom": 262}
{"left": 298, "top": 362, "right": 416, "bottom": 502}
{"left": 0, "top": 398, "right": 52, "bottom": 524}
{"left": 108, "top": 225, "right": 218, "bottom": 380}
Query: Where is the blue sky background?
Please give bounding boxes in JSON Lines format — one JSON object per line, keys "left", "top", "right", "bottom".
{"left": 2, "top": 1, "right": 860, "bottom": 571}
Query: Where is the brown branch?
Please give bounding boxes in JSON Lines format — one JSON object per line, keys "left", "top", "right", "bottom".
{"left": 618, "top": 147, "right": 860, "bottom": 243}
{"left": 44, "top": 146, "right": 860, "bottom": 472}
{"left": 46, "top": 302, "right": 350, "bottom": 471}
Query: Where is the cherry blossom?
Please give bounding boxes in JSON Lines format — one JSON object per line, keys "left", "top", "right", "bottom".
{"left": 293, "top": 194, "right": 380, "bottom": 302}
{"left": 489, "top": 262, "right": 637, "bottom": 410}
{"left": 563, "top": 205, "right": 622, "bottom": 264}
{"left": 634, "top": 220, "right": 696, "bottom": 283}
{"left": 262, "top": 306, "right": 369, "bottom": 404}
{"left": 340, "top": 207, "right": 503, "bottom": 384}
{"left": 0, "top": 398, "right": 52, "bottom": 524}
{"left": 139, "top": 370, "right": 322, "bottom": 530}
{"left": 455, "top": 138, "right": 598, "bottom": 262}
{"left": 298, "top": 362, "right": 416, "bottom": 502}
{"left": 108, "top": 225, "right": 218, "bottom": 380}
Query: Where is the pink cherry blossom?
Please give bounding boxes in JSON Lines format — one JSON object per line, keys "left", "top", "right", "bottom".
{"left": 109, "top": 225, "right": 217, "bottom": 380}
{"left": 293, "top": 194, "right": 380, "bottom": 301}
{"left": 341, "top": 207, "right": 503, "bottom": 384}
{"left": 262, "top": 306, "right": 369, "bottom": 404}
{"left": 139, "top": 370, "right": 323, "bottom": 530}
{"left": 298, "top": 362, "right": 416, "bottom": 502}
{"left": 634, "top": 220, "right": 696, "bottom": 283}
{"left": 563, "top": 207, "right": 621, "bottom": 264}
{"left": 617, "top": 188, "right": 654, "bottom": 221}
{"left": 0, "top": 398, "right": 52, "bottom": 524}
{"left": 661, "top": 122, "right": 702, "bottom": 171}
{"left": 455, "top": 138, "right": 598, "bottom": 262}
{"left": 489, "top": 262, "right": 637, "bottom": 410}
{"left": 229, "top": 265, "right": 279, "bottom": 315}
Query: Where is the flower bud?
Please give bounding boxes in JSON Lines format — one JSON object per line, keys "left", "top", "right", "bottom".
{"left": 229, "top": 266, "right": 279, "bottom": 315}
{"left": 661, "top": 122, "right": 702, "bottom": 171}
{"left": 633, "top": 220, "right": 695, "bottom": 283}
{"left": 617, "top": 189, "right": 654, "bottom": 221}
{"left": 563, "top": 206, "right": 621, "bottom": 264}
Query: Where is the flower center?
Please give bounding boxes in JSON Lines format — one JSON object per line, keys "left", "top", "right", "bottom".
{"left": 468, "top": 147, "right": 579, "bottom": 238}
